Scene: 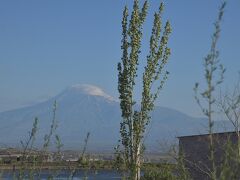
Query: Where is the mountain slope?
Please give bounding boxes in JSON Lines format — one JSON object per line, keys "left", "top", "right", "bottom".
{"left": 0, "top": 84, "right": 233, "bottom": 151}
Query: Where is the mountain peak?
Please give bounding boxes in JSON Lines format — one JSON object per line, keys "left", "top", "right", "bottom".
{"left": 68, "top": 84, "right": 116, "bottom": 101}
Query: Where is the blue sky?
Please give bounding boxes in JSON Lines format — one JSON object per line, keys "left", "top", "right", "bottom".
{"left": 0, "top": 0, "right": 239, "bottom": 117}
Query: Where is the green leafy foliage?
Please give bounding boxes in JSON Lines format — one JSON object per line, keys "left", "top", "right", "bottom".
{"left": 142, "top": 164, "right": 175, "bottom": 180}
{"left": 117, "top": 0, "right": 171, "bottom": 179}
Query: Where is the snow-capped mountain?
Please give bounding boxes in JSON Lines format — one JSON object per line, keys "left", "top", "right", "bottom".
{"left": 0, "top": 84, "right": 232, "bottom": 152}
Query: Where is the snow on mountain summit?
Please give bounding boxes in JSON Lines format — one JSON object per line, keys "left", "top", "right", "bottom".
{"left": 68, "top": 84, "right": 116, "bottom": 101}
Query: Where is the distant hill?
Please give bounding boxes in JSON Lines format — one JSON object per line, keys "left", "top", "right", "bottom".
{"left": 0, "top": 84, "right": 233, "bottom": 152}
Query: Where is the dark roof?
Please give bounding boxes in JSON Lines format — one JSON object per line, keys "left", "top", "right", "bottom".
{"left": 177, "top": 131, "right": 238, "bottom": 139}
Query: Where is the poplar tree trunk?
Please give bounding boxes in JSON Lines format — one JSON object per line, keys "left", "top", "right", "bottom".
{"left": 135, "top": 145, "right": 141, "bottom": 180}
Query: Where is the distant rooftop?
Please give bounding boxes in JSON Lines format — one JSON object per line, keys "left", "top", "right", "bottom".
{"left": 177, "top": 131, "right": 238, "bottom": 139}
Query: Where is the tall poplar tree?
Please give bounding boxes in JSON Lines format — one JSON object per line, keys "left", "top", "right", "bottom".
{"left": 117, "top": 0, "right": 171, "bottom": 179}
{"left": 194, "top": 2, "right": 226, "bottom": 180}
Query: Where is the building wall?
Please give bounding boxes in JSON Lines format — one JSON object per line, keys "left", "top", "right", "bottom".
{"left": 179, "top": 132, "right": 238, "bottom": 180}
